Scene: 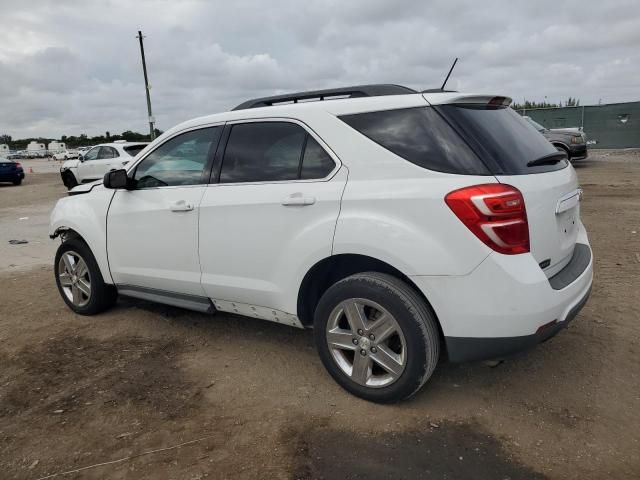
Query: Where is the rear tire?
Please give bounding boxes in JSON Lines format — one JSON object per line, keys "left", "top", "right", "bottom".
{"left": 54, "top": 238, "right": 117, "bottom": 315}
{"left": 12, "top": 178, "right": 22, "bottom": 186}
{"left": 314, "top": 272, "right": 440, "bottom": 403}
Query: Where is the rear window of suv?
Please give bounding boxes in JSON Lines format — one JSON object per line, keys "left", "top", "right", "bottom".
{"left": 434, "top": 104, "right": 568, "bottom": 175}
{"left": 340, "top": 105, "right": 568, "bottom": 176}
{"left": 123, "top": 144, "right": 147, "bottom": 157}
{"left": 340, "top": 107, "right": 489, "bottom": 175}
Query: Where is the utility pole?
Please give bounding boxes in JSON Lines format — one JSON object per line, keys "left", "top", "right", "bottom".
{"left": 136, "top": 30, "right": 155, "bottom": 141}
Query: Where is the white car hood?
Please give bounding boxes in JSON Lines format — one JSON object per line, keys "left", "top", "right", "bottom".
{"left": 69, "top": 179, "right": 103, "bottom": 194}
{"left": 61, "top": 159, "right": 80, "bottom": 170}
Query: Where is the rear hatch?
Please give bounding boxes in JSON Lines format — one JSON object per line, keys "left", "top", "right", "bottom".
{"left": 431, "top": 97, "right": 581, "bottom": 276}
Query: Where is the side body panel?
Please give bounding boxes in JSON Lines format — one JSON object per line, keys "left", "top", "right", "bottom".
{"left": 106, "top": 185, "right": 208, "bottom": 296}
{"left": 311, "top": 112, "right": 496, "bottom": 276}
{"left": 199, "top": 167, "right": 347, "bottom": 315}
{"left": 80, "top": 157, "right": 129, "bottom": 182}
{"left": 76, "top": 146, "right": 100, "bottom": 182}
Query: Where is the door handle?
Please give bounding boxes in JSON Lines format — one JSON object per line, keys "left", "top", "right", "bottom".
{"left": 169, "top": 200, "right": 194, "bottom": 212}
{"left": 281, "top": 194, "right": 316, "bottom": 206}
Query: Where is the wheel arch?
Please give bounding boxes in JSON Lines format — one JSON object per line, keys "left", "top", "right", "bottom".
{"left": 52, "top": 225, "right": 114, "bottom": 285}
{"left": 50, "top": 226, "right": 83, "bottom": 242}
{"left": 49, "top": 217, "right": 113, "bottom": 285}
{"left": 61, "top": 168, "right": 79, "bottom": 189}
{"left": 296, "top": 253, "right": 444, "bottom": 341}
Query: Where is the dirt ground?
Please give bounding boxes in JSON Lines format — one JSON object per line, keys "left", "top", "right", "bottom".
{"left": 0, "top": 151, "right": 638, "bottom": 479}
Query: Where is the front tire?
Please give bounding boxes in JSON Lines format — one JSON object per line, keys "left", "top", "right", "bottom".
{"left": 314, "top": 272, "right": 440, "bottom": 403}
{"left": 61, "top": 170, "right": 78, "bottom": 190}
{"left": 54, "top": 238, "right": 117, "bottom": 315}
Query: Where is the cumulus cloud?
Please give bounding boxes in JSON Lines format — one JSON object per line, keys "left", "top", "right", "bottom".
{"left": 0, "top": 0, "right": 639, "bottom": 137}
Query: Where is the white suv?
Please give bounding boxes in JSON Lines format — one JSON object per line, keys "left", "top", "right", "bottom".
{"left": 52, "top": 150, "right": 78, "bottom": 161}
{"left": 59, "top": 141, "right": 148, "bottom": 189}
{"left": 49, "top": 85, "right": 593, "bottom": 402}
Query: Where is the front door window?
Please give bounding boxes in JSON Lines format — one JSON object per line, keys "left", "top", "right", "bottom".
{"left": 133, "top": 127, "right": 222, "bottom": 188}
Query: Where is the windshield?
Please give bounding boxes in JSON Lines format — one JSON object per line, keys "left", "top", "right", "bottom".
{"left": 435, "top": 105, "right": 567, "bottom": 175}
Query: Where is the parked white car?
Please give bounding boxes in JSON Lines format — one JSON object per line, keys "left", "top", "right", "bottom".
{"left": 52, "top": 150, "right": 79, "bottom": 161}
{"left": 49, "top": 85, "right": 593, "bottom": 402}
{"left": 59, "top": 141, "right": 148, "bottom": 189}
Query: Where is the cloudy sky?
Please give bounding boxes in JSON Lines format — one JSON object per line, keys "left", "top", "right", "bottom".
{"left": 1, "top": 0, "right": 639, "bottom": 139}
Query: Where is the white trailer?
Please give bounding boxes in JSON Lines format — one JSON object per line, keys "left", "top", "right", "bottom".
{"left": 26, "top": 141, "right": 47, "bottom": 158}
{"left": 48, "top": 141, "right": 66, "bottom": 155}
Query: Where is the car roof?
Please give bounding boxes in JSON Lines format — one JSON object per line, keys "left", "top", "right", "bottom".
{"left": 93, "top": 142, "right": 149, "bottom": 148}
{"left": 232, "top": 84, "right": 416, "bottom": 110}
{"left": 163, "top": 86, "right": 511, "bottom": 138}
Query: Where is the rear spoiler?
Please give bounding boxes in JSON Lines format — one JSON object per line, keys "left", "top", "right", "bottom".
{"left": 423, "top": 93, "right": 513, "bottom": 107}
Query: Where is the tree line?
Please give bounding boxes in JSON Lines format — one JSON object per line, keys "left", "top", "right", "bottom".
{"left": 512, "top": 97, "right": 580, "bottom": 110}
{"left": 0, "top": 129, "right": 163, "bottom": 150}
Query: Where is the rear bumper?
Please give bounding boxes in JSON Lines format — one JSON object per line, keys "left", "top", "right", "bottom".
{"left": 569, "top": 144, "right": 588, "bottom": 160}
{"left": 444, "top": 284, "right": 591, "bottom": 362}
{"left": 0, "top": 171, "right": 24, "bottom": 181}
{"left": 411, "top": 224, "right": 593, "bottom": 362}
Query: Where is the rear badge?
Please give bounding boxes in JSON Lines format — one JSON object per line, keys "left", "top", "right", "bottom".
{"left": 539, "top": 259, "right": 551, "bottom": 269}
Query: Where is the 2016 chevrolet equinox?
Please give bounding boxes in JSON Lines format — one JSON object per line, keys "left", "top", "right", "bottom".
{"left": 49, "top": 85, "right": 593, "bottom": 403}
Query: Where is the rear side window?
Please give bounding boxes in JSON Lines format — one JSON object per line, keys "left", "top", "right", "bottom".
{"left": 339, "top": 107, "right": 489, "bottom": 175}
{"left": 221, "top": 122, "right": 303, "bottom": 183}
{"left": 220, "top": 122, "right": 335, "bottom": 183}
{"left": 123, "top": 144, "right": 147, "bottom": 157}
{"left": 301, "top": 137, "right": 335, "bottom": 179}
{"left": 98, "top": 146, "right": 118, "bottom": 159}
{"left": 435, "top": 105, "right": 567, "bottom": 175}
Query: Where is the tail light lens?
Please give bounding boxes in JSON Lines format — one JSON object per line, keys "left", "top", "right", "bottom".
{"left": 445, "top": 184, "right": 529, "bottom": 255}
{"left": 15, "top": 162, "right": 22, "bottom": 169}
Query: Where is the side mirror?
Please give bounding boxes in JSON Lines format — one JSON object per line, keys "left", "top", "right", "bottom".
{"left": 103, "top": 169, "right": 130, "bottom": 189}
{"left": 78, "top": 154, "right": 84, "bottom": 162}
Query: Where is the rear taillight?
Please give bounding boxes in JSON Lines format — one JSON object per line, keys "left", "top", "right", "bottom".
{"left": 445, "top": 184, "right": 529, "bottom": 255}
{"left": 15, "top": 162, "right": 22, "bottom": 169}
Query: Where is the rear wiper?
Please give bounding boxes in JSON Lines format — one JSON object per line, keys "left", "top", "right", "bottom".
{"left": 526, "top": 152, "right": 567, "bottom": 167}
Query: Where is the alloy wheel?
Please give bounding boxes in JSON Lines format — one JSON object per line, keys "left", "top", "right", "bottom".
{"left": 57, "top": 250, "right": 91, "bottom": 307}
{"left": 326, "top": 298, "right": 406, "bottom": 388}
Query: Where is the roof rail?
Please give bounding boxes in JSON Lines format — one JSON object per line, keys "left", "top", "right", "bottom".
{"left": 232, "top": 84, "right": 417, "bottom": 111}
{"left": 421, "top": 88, "right": 458, "bottom": 93}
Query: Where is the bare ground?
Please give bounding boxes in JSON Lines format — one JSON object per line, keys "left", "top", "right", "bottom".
{"left": 0, "top": 151, "right": 638, "bottom": 479}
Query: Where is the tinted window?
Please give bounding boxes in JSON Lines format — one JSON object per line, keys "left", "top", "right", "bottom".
{"left": 340, "top": 107, "right": 489, "bottom": 175}
{"left": 98, "top": 146, "right": 118, "bottom": 159}
{"left": 134, "top": 127, "right": 221, "bottom": 188}
{"left": 435, "top": 105, "right": 567, "bottom": 175}
{"left": 220, "top": 122, "right": 305, "bottom": 183}
{"left": 123, "top": 144, "right": 147, "bottom": 157}
{"left": 301, "top": 137, "right": 335, "bottom": 179}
